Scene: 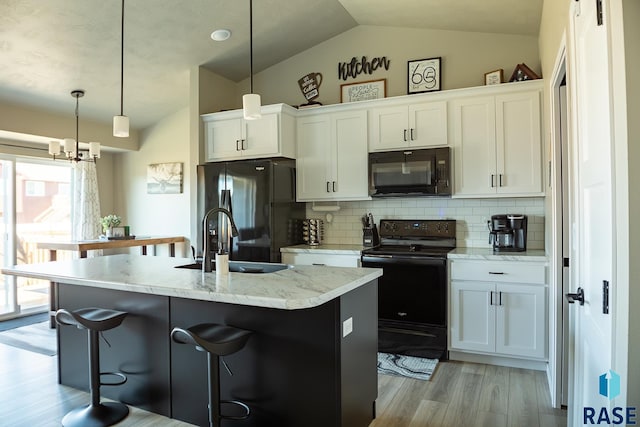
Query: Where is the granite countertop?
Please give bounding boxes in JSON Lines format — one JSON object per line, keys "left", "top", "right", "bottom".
{"left": 280, "top": 244, "right": 365, "bottom": 255}
{"left": 1, "top": 254, "right": 381, "bottom": 310}
{"left": 447, "top": 247, "right": 548, "bottom": 262}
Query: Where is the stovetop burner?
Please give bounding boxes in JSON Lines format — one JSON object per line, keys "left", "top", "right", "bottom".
{"left": 361, "top": 219, "right": 456, "bottom": 259}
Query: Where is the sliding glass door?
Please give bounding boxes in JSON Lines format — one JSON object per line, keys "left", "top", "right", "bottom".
{"left": 0, "top": 158, "right": 72, "bottom": 319}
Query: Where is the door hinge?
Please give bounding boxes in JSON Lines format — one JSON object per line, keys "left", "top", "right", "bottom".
{"left": 603, "top": 280, "right": 610, "bottom": 314}
{"left": 596, "top": 0, "right": 603, "bottom": 26}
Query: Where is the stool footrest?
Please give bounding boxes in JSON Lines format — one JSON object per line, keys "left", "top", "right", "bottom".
{"left": 99, "top": 372, "right": 127, "bottom": 387}
{"left": 219, "top": 400, "right": 251, "bottom": 420}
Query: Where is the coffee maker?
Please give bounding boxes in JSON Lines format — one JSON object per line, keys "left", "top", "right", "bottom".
{"left": 488, "top": 214, "right": 527, "bottom": 252}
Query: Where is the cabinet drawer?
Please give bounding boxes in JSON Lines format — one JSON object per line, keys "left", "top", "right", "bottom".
{"left": 450, "top": 260, "right": 545, "bottom": 284}
{"left": 282, "top": 252, "right": 361, "bottom": 268}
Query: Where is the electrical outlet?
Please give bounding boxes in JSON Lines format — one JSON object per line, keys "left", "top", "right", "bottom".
{"left": 343, "top": 317, "right": 353, "bottom": 337}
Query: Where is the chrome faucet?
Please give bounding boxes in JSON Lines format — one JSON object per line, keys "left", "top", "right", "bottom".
{"left": 202, "top": 207, "right": 239, "bottom": 272}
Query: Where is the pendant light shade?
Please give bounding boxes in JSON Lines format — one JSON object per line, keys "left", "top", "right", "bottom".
{"left": 113, "top": 115, "right": 129, "bottom": 137}
{"left": 242, "top": 0, "right": 261, "bottom": 120}
{"left": 243, "top": 93, "right": 261, "bottom": 120}
{"left": 113, "top": 0, "right": 129, "bottom": 137}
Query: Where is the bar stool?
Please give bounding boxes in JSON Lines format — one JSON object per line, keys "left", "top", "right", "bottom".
{"left": 171, "top": 323, "right": 252, "bottom": 427}
{"left": 55, "top": 307, "right": 129, "bottom": 427}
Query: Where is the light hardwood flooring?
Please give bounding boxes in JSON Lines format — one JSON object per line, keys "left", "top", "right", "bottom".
{"left": 0, "top": 340, "right": 566, "bottom": 426}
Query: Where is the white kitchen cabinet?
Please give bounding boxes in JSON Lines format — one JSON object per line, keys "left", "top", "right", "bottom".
{"left": 296, "top": 109, "right": 369, "bottom": 201}
{"left": 281, "top": 252, "right": 361, "bottom": 267}
{"left": 449, "top": 259, "right": 547, "bottom": 360}
{"left": 202, "top": 104, "right": 296, "bottom": 162}
{"left": 452, "top": 87, "right": 543, "bottom": 197}
{"left": 369, "top": 101, "right": 447, "bottom": 151}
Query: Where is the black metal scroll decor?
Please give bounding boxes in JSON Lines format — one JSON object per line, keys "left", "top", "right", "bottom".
{"left": 338, "top": 56, "right": 391, "bottom": 81}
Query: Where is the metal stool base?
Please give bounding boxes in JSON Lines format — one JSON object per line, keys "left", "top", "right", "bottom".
{"left": 61, "top": 402, "right": 129, "bottom": 427}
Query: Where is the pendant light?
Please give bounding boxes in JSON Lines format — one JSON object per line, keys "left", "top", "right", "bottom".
{"left": 242, "top": 0, "right": 261, "bottom": 120}
{"left": 113, "top": 0, "right": 129, "bottom": 137}
{"left": 48, "top": 90, "right": 101, "bottom": 162}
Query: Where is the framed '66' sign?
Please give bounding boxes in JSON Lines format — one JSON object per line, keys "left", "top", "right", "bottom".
{"left": 408, "top": 57, "right": 441, "bottom": 94}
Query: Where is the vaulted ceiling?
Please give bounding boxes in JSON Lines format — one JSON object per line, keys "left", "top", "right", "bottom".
{"left": 0, "top": 0, "right": 542, "bottom": 131}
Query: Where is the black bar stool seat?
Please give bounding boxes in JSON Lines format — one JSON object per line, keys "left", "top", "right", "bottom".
{"left": 55, "top": 307, "right": 129, "bottom": 427}
{"left": 171, "top": 323, "right": 252, "bottom": 427}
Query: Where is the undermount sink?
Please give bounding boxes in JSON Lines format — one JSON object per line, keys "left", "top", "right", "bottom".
{"left": 175, "top": 260, "right": 291, "bottom": 274}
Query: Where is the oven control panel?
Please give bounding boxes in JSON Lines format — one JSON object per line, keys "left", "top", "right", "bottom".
{"left": 379, "top": 219, "right": 456, "bottom": 239}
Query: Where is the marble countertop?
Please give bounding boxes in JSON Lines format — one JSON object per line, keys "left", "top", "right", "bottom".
{"left": 280, "top": 244, "right": 365, "bottom": 255}
{"left": 447, "top": 247, "right": 548, "bottom": 262}
{"left": 1, "top": 254, "right": 382, "bottom": 310}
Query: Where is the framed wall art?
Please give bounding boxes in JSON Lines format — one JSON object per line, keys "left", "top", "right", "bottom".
{"left": 484, "top": 69, "right": 504, "bottom": 85}
{"left": 147, "top": 162, "right": 183, "bottom": 194}
{"left": 408, "top": 57, "right": 441, "bottom": 94}
{"left": 340, "top": 78, "right": 387, "bottom": 103}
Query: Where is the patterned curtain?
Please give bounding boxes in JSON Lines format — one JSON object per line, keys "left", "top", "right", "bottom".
{"left": 72, "top": 161, "right": 101, "bottom": 245}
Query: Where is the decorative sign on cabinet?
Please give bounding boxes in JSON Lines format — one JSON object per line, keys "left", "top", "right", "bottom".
{"left": 201, "top": 104, "right": 296, "bottom": 162}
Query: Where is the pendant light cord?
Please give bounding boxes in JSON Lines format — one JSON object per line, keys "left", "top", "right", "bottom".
{"left": 249, "top": 0, "right": 253, "bottom": 94}
{"left": 75, "top": 95, "right": 80, "bottom": 157}
{"left": 120, "top": 0, "right": 125, "bottom": 116}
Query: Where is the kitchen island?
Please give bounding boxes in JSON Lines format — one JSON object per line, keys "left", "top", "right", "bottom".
{"left": 2, "top": 254, "right": 381, "bottom": 427}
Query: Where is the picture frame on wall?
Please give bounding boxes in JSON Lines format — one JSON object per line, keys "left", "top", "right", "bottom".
{"left": 484, "top": 69, "right": 504, "bottom": 85}
{"left": 340, "top": 78, "right": 387, "bottom": 103}
{"left": 408, "top": 57, "right": 441, "bottom": 94}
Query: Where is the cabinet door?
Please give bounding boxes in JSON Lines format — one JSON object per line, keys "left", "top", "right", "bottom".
{"left": 296, "top": 115, "right": 332, "bottom": 200}
{"left": 333, "top": 110, "right": 369, "bottom": 200}
{"left": 495, "top": 284, "right": 546, "bottom": 358}
{"left": 495, "top": 91, "right": 543, "bottom": 195}
{"left": 449, "top": 281, "right": 495, "bottom": 353}
{"left": 205, "top": 118, "right": 243, "bottom": 161}
{"left": 451, "top": 96, "right": 497, "bottom": 196}
{"left": 368, "top": 105, "right": 408, "bottom": 151}
{"left": 409, "top": 101, "right": 448, "bottom": 148}
{"left": 243, "top": 113, "right": 279, "bottom": 158}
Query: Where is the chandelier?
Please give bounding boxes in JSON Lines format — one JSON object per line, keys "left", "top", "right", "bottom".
{"left": 48, "top": 90, "right": 100, "bottom": 162}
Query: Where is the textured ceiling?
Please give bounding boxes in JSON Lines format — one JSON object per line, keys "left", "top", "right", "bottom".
{"left": 0, "top": 0, "right": 542, "bottom": 134}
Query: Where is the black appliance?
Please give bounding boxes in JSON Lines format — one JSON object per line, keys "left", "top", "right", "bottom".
{"left": 368, "top": 147, "right": 451, "bottom": 197}
{"left": 197, "top": 159, "right": 305, "bottom": 263}
{"left": 361, "top": 219, "right": 456, "bottom": 360}
{"left": 488, "top": 214, "right": 527, "bottom": 252}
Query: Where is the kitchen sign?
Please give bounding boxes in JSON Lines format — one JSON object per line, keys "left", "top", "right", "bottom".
{"left": 338, "top": 55, "right": 391, "bottom": 81}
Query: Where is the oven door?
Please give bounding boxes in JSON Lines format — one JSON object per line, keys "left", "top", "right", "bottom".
{"left": 361, "top": 255, "right": 446, "bottom": 326}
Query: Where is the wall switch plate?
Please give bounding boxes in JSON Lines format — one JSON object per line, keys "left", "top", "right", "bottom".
{"left": 343, "top": 317, "right": 353, "bottom": 337}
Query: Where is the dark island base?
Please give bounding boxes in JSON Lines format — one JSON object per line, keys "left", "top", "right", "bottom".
{"left": 57, "top": 280, "right": 378, "bottom": 427}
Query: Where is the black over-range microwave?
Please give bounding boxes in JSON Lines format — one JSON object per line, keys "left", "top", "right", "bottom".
{"left": 368, "top": 147, "right": 451, "bottom": 197}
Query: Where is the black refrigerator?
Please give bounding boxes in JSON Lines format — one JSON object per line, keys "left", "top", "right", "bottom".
{"left": 197, "top": 158, "right": 305, "bottom": 263}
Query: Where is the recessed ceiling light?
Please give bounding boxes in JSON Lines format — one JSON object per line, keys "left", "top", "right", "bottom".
{"left": 211, "top": 29, "right": 231, "bottom": 41}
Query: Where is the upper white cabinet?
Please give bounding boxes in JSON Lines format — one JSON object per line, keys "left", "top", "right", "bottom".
{"left": 296, "top": 109, "right": 369, "bottom": 201}
{"left": 202, "top": 104, "right": 296, "bottom": 162}
{"left": 369, "top": 101, "right": 447, "bottom": 151}
{"left": 451, "top": 84, "right": 543, "bottom": 197}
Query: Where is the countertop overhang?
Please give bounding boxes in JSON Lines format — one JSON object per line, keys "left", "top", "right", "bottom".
{"left": 1, "top": 254, "right": 382, "bottom": 310}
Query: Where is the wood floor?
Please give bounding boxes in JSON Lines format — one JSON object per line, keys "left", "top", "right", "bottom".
{"left": 0, "top": 340, "right": 566, "bottom": 426}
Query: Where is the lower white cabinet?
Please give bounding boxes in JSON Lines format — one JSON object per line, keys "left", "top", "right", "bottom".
{"left": 449, "top": 259, "right": 547, "bottom": 360}
{"left": 281, "top": 252, "right": 361, "bottom": 268}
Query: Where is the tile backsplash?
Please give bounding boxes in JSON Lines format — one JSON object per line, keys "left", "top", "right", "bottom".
{"left": 305, "top": 197, "right": 545, "bottom": 249}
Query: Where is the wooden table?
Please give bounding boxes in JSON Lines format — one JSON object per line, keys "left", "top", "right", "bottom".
{"left": 37, "top": 236, "right": 186, "bottom": 326}
{"left": 38, "top": 235, "right": 186, "bottom": 260}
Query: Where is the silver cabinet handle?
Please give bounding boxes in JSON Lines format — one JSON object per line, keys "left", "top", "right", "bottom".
{"left": 499, "top": 174, "right": 503, "bottom": 187}
{"left": 403, "top": 129, "right": 407, "bottom": 141}
{"left": 332, "top": 181, "right": 336, "bottom": 192}
{"left": 236, "top": 140, "right": 241, "bottom": 151}
{"left": 490, "top": 174, "right": 495, "bottom": 187}
{"left": 241, "top": 139, "right": 246, "bottom": 150}
{"left": 489, "top": 291, "right": 494, "bottom": 306}
{"left": 410, "top": 128, "right": 415, "bottom": 140}
{"left": 326, "top": 181, "right": 331, "bottom": 193}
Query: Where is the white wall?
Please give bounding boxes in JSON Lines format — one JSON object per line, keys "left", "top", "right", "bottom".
{"left": 247, "top": 25, "right": 541, "bottom": 108}
{"left": 309, "top": 197, "right": 544, "bottom": 249}
{"left": 116, "top": 107, "right": 192, "bottom": 257}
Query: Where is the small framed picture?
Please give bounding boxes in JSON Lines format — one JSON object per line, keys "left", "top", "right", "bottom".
{"left": 408, "top": 57, "right": 441, "bottom": 94}
{"left": 111, "top": 227, "right": 126, "bottom": 238}
{"left": 340, "top": 78, "right": 387, "bottom": 103}
{"left": 484, "top": 69, "right": 504, "bottom": 85}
